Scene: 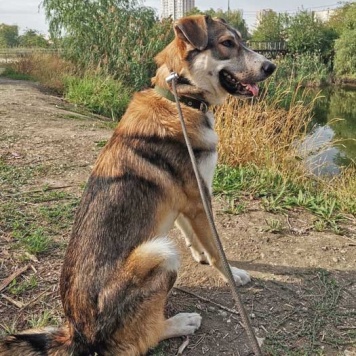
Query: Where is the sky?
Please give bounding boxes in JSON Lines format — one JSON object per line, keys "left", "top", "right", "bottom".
{"left": 0, "top": 0, "right": 342, "bottom": 35}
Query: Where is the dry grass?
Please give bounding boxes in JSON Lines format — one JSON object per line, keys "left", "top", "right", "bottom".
{"left": 215, "top": 82, "right": 356, "bottom": 215}
{"left": 215, "top": 83, "right": 315, "bottom": 172}
{"left": 12, "top": 53, "right": 75, "bottom": 93}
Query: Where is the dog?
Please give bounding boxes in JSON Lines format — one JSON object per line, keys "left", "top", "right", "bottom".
{"left": 0, "top": 15, "right": 275, "bottom": 356}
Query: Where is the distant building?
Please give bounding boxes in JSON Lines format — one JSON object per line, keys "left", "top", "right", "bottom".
{"left": 313, "top": 9, "right": 336, "bottom": 22}
{"left": 161, "top": 0, "right": 195, "bottom": 20}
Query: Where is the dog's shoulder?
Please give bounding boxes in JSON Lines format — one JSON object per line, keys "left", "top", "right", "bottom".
{"left": 116, "top": 89, "right": 215, "bottom": 147}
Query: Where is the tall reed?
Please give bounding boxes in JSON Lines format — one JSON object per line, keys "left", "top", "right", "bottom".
{"left": 215, "top": 81, "right": 317, "bottom": 174}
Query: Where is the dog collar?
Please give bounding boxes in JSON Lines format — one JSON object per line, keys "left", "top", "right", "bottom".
{"left": 155, "top": 86, "right": 209, "bottom": 113}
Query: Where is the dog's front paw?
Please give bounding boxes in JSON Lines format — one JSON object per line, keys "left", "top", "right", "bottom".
{"left": 230, "top": 266, "right": 251, "bottom": 285}
{"left": 190, "top": 247, "right": 209, "bottom": 265}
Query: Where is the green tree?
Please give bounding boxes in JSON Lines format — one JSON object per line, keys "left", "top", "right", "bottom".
{"left": 0, "top": 24, "right": 19, "bottom": 47}
{"left": 327, "top": 2, "right": 356, "bottom": 35}
{"left": 187, "top": 8, "right": 249, "bottom": 39}
{"left": 42, "top": 0, "right": 173, "bottom": 90}
{"left": 334, "top": 29, "right": 356, "bottom": 77}
{"left": 332, "top": 2, "right": 356, "bottom": 77}
{"left": 286, "top": 10, "right": 337, "bottom": 60}
{"left": 19, "top": 29, "right": 49, "bottom": 48}
{"left": 251, "top": 10, "right": 288, "bottom": 41}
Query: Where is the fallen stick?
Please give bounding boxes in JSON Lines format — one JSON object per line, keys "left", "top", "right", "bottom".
{"left": 1, "top": 294, "right": 24, "bottom": 308}
{"left": 174, "top": 287, "right": 240, "bottom": 316}
{"left": 0, "top": 264, "right": 30, "bottom": 292}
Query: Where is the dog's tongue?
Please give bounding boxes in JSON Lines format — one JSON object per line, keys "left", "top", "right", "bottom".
{"left": 244, "top": 83, "right": 259, "bottom": 97}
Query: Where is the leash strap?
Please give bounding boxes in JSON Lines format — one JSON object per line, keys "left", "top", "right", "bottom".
{"left": 166, "top": 72, "right": 263, "bottom": 356}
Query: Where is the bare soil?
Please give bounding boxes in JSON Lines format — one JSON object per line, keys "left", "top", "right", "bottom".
{"left": 0, "top": 78, "right": 355, "bottom": 355}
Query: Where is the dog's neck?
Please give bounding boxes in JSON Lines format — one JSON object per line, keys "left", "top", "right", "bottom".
{"left": 154, "top": 85, "right": 209, "bottom": 113}
{"left": 153, "top": 65, "right": 211, "bottom": 110}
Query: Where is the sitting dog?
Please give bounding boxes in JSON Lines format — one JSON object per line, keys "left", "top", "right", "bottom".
{"left": 0, "top": 15, "right": 275, "bottom": 355}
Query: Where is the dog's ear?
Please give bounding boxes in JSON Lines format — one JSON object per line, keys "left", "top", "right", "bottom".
{"left": 174, "top": 15, "right": 209, "bottom": 50}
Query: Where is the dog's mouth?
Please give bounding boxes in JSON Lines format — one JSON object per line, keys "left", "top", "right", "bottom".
{"left": 219, "top": 70, "right": 259, "bottom": 97}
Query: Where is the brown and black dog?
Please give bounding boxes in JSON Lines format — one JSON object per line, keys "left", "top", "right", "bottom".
{"left": 0, "top": 15, "right": 275, "bottom": 355}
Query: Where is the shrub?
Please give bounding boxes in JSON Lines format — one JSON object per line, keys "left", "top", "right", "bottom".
{"left": 64, "top": 74, "right": 131, "bottom": 120}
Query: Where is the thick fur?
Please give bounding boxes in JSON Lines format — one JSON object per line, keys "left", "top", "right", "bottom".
{"left": 0, "top": 15, "right": 275, "bottom": 355}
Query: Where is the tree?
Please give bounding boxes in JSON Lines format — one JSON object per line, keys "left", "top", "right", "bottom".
{"left": 327, "top": 1, "right": 356, "bottom": 35}
{"left": 42, "top": 0, "right": 173, "bottom": 90}
{"left": 332, "top": 3, "right": 356, "bottom": 77}
{"left": 187, "top": 8, "right": 249, "bottom": 39}
{"left": 251, "top": 10, "right": 288, "bottom": 41}
{"left": 19, "top": 29, "right": 49, "bottom": 48}
{"left": 0, "top": 24, "right": 19, "bottom": 47}
{"left": 286, "top": 10, "right": 337, "bottom": 61}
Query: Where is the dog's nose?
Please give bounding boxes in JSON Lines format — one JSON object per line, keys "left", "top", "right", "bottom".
{"left": 262, "top": 61, "right": 276, "bottom": 76}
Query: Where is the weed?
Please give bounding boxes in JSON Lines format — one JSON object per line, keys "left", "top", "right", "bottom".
{"left": 148, "top": 341, "right": 169, "bottom": 356}
{"left": 8, "top": 275, "right": 38, "bottom": 295}
{"left": 28, "top": 311, "right": 54, "bottom": 329}
{"left": 14, "top": 226, "right": 52, "bottom": 255}
{"left": 95, "top": 140, "right": 107, "bottom": 148}
{"left": 264, "top": 218, "right": 283, "bottom": 233}
{"left": 224, "top": 198, "right": 246, "bottom": 215}
{"left": 314, "top": 219, "right": 327, "bottom": 232}
{"left": 0, "top": 318, "right": 19, "bottom": 336}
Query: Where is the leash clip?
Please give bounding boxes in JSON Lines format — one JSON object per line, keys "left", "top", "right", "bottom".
{"left": 165, "top": 72, "right": 179, "bottom": 83}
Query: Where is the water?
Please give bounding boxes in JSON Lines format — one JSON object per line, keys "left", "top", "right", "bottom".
{"left": 303, "top": 86, "right": 356, "bottom": 175}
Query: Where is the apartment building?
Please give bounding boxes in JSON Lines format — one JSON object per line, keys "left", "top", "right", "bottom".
{"left": 161, "top": 0, "right": 195, "bottom": 20}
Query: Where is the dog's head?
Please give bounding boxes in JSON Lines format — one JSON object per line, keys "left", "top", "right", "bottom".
{"left": 154, "top": 15, "right": 276, "bottom": 105}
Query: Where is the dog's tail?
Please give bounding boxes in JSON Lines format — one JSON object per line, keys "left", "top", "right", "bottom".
{"left": 0, "top": 326, "right": 72, "bottom": 356}
{"left": 0, "top": 237, "right": 180, "bottom": 355}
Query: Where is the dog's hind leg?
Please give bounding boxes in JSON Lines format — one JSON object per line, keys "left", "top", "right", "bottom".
{"left": 108, "top": 237, "right": 202, "bottom": 354}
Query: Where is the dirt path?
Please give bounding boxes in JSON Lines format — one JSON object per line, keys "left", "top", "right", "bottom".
{"left": 0, "top": 78, "right": 355, "bottom": 355}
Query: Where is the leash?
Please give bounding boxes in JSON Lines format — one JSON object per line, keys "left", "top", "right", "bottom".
{"left": 165, "top": 72, "right": 263, "bottom": 356}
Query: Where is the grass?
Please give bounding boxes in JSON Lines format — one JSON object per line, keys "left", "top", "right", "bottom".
{"left": 64, "top": 73, "right": 131, "bottom": 120}
{"left": 1, "top": 53, "right": 132, "bottom": 120}
{"left": 0, "top": 159, "right": 78, "bottom": 256}
{"left": 214, "top": 75, "right": 355, "bottom": 225}
{"left": 28, "top": 311, "right": 55, "bottom": 329}
{"left": 8, "top": 275, "right": 38, "bottom": 296}
{"left": 0, "top": 67, "right": 34, "bottom": 81}
{"left": 213, "top": 164, "right": 354, "bottom": 230}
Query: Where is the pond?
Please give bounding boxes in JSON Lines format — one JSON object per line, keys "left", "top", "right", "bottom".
{"left": 303, "top": 86, "right": 356, "bottom": 175}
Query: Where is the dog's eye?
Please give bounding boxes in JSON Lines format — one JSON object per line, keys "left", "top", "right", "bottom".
{"left": 221, "top": 40, "right": 234, "bottom": 48}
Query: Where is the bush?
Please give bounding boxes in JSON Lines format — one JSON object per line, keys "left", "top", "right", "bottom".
{"left": 64, "top": 74, "right": 131, "bottom": 120}
{"left": 334, "top": 29, "right": 356, "bottom": 78}
{"left": 273, "top": 53, "right": 330, "bottom": 86}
